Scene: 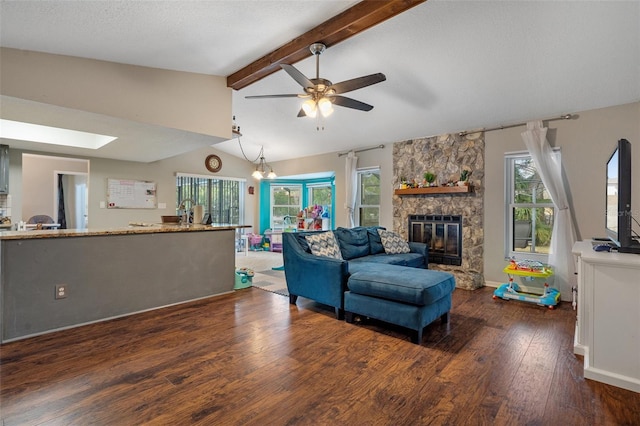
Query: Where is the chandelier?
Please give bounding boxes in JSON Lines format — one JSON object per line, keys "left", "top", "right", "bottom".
{"left": 234, "top": 116, "right": 276, "bottom": 180}
{"left": 251, "top": 147, "right": 277, "bottom": 180}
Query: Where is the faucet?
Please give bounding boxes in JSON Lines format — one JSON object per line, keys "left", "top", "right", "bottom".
{"left": 178, "top": 198, "right": 195, "bottom": 224}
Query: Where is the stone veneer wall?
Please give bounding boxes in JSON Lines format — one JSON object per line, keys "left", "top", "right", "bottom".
{"left": 393, "top": 132, "right": 485, "bottom": 290}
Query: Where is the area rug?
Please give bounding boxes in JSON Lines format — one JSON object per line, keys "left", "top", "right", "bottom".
{"left": 252, "top": 269, "right": 289, "bottom": 297}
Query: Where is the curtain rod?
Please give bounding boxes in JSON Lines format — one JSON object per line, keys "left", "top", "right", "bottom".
{"left": 457, "top": 114, "right": 575, "bottom": 137}
{"left": 338, "top": 144, "right": 385, "bottom": 157}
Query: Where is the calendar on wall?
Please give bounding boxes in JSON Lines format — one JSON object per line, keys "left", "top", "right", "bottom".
{"left": 107, "top": 178, "right": 157, "bottom": 209}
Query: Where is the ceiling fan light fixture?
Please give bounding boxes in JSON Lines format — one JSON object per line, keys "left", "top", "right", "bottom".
{"left": 302, "top": 99, "right": 317, "bottom": 118}
{"left": 246, "top": 43, "right": 385, "bottom": 123}
{"left": 318, "top": 97, "right": 334, "bottom": 117}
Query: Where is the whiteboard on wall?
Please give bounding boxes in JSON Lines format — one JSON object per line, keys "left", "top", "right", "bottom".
{"left": 107, "top": 178, "right": 157, "bottom": 209}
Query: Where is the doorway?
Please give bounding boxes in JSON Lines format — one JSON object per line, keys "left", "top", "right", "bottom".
{"left": 56, "top": 172, "right": 89, "bottom": 229}
{"left": 22, "top": 154, "right": 89, "bottom": 229}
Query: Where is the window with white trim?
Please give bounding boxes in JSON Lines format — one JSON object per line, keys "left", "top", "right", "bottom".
{"left": 271, "top": 185, "right": 302, "bottom": 230}
{"left": 308, "top": 183, "right": 332, "bottom": 218}
{"left": 356, "top": 168, "right": 380, "bottom": 227}
{"left": 505, "top": 152, "right": 559, "bottom": 261}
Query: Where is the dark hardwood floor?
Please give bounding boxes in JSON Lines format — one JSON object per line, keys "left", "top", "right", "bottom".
{"left": 1, "top": 286, "right": 639, "bottom": 425}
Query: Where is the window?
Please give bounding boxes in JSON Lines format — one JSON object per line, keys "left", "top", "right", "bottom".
{"left": 308, "top": 183, "right": 332, "bottom": 219}
{"left": 505, "top": 152, "right": 558, "bottom": 260}
{"left": 271, "top": 185, "right": 302, "bottom": 230}
{"left": 176, "top": 174, "right": 244, "bottom": 224}
{"left": 356, "top": 168, "right": 380, "bottom": 227}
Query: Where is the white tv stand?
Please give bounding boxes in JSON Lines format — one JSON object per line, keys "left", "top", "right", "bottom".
{"left": 572, "top": 241, "right": 640, "bottom": 393}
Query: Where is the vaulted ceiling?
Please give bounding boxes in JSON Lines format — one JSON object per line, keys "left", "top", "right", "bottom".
{"left": 1, "top": 1, "right": 639, "bottom": 163}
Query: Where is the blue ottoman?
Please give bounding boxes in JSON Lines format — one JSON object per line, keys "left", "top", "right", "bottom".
{"left": 344, "top": 264, "right": 455, "bottom": 343}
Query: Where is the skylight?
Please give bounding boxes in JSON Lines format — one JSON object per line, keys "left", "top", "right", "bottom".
{"left": 0, "top": 119, "right": 117, "bottom": 149}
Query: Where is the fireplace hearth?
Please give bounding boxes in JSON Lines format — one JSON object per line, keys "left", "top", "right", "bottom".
{"left": 409, "top": 214, "right": 462, "bottom": 266}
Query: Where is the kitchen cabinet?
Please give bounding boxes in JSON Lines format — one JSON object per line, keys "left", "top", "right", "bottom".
{"left": 0, "top": 144, "right": 8, "bottom": 194}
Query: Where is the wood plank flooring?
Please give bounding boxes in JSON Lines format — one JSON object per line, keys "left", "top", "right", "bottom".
{"left": 1, "top": 286, "right": 639, "bottom": 425}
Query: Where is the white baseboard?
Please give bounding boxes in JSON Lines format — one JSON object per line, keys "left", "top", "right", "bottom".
{"left": 484, "top": 280, "right": 502, "bottom": 288}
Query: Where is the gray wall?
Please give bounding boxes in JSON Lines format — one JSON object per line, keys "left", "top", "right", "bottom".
{"left": 1, "top": 229, "right": 235, "bottom": 342}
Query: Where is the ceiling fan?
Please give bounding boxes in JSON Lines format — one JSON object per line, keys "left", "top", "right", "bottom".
{"left": 245, "top": 43, "right": 386, "bottom": 119}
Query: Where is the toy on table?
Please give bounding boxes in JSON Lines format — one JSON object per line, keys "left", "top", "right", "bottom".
{"left": 493, "top": 259, "right": 559, "bottom": 309}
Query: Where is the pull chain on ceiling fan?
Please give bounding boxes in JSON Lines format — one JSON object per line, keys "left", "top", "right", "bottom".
{"left": 245, "top": 43, "right": 386, "bottom": 121}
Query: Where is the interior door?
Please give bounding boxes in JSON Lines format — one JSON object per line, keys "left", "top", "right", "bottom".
{"left": 58, "top": 173, "right": 89, "bottom": 229}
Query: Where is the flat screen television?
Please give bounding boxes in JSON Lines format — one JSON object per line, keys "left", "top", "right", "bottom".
{"left": 606, "top": 138, "right": 640, "bottom": 253}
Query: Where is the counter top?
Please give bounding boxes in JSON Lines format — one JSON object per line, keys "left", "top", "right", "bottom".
{"left": 0, "top": 223, "right": 249, "bottom": 240}
{"left": 573, "top": 240, "right": 640, "bottom": 267}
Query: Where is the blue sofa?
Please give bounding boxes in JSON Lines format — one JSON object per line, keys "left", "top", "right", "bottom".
{"left": 282, "top": 227, "right": 429, "bottom": 302}
{"left": 282, "top": 227, "right": 428, "bottom": 319}
{"left": 283, "top": 227, "right": 455, "bottom": 343}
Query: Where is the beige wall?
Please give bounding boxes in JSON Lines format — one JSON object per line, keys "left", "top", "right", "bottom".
{"left": 8, "top": 100, "right": 640, "bottom": 288}
{"left": 270, "top": 101, "right": 640, "bottom": 287}
{"left": 269, "top": 145, "right": 393, "bottom": 229}
{"left": 0, "top": 48, "right": 231, "bottom": 139}
{"left": 21, "top": 154, "right": 88, "bottom": 221}
{"left": 9, "top": 146, "right": 257, "bottom": 229}
{"left": 483, "top": 101, "right": 640, "bottom": 285}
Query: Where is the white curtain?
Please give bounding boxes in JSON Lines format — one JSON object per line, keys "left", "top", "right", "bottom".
{"left": 345, "top": 151, "right": 358, "bottom": 228}
{"left": 521, "top": 121, "right": 577, "bottom": 301}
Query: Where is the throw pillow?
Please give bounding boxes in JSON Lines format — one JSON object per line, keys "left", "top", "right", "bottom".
{"left": 305, "top": 232, "right": 344, "bottom": 260}
{"left": 333, "top": 227, "right": 370, "bottom": 260}
{"left": 367, "top": 226, "right": 386, "bottom": 255}
{"left": 377, "top": 229, "right": 410, "bottom": 254}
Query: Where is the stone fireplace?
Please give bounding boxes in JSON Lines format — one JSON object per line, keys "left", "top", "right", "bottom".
{"left": 393, "top": 132, "right": 484, "bottom": 290}
{"left": 409, "top": 214, "right": 462, "bottom": 266}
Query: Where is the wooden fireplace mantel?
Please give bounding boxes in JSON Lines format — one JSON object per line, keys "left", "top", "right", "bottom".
{"left": 394, "top": 186, "right": 473, "bottom": 196}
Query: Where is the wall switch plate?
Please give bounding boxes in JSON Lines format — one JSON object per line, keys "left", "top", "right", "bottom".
{"left": 158, "top": 202, "right": 167, "bottom": 209}
{"left": 55, "top": 284, "right": 67, "bottom": 299}
{"left": 99, "top": 201, "right": 106, "bottom": 209}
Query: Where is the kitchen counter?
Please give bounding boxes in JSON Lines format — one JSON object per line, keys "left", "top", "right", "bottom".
{"left": 1, "top": 223, "right": 245, "bottom": 342}
{"left": 0, "top": 223, "right": 248, "bottom": 240}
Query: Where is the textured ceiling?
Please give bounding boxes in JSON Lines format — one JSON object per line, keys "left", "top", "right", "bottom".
{"left": 1, "top": 0, "right": 639, "bottom": 163}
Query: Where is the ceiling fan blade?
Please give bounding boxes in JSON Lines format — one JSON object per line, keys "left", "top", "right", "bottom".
{"left": 297, "top": 108, "right": 307, "bottom": 118}
{"left": 328, "top": 73, "right": 386, "bottom": 95}
{"left": 245, "top": 94, "right": 305, "bottom": 99}
{"left": 280, "top": 64, "right": 314, "bottom": 90}
{"left": 330, "top": 95, "right": 374, "bottom": 111}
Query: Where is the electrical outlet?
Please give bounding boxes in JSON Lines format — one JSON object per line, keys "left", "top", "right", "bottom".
{"left": 55, "top": 284, "right": 67, "bottom": 299}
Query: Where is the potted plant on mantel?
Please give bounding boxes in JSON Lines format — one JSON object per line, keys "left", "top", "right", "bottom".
{"left": 458, "top": 169, "right": 471, "bottom": 186}
{"left": 424, "top": 172, "right": 436, "bottom": 187}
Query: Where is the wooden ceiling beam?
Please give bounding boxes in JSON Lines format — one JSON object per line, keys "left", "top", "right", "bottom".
{"left": 226, "top": 0, "right": 426, "bottom": 90}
